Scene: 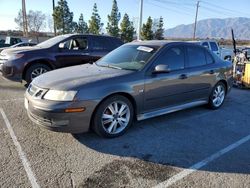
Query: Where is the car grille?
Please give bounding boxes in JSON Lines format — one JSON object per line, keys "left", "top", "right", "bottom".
{"left": 27, "top": 84, "right": 48, "bottom": 98}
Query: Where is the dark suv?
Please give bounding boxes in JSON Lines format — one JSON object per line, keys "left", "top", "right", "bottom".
{"left": 0, "top": 34, "right": 123, "bottom": 83}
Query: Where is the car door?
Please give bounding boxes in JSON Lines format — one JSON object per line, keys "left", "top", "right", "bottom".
{"left": 90, "top": 36, "right": 114, "bottom": 62}
{"left": 143, "top": 45, "right": 189, "bottom": 112}
{"left": 55, "top": 36, "right": 92, "bottom": 67}
{"left": 184, "top": 45, "right": 216, "bottom": 101}
{"left": 209, "top": 41, "right": 220, "bottom": 57}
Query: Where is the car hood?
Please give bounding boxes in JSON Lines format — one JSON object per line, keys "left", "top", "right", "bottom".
{"left": 0, "top": 46, "right": 41, "bottom": 55}
{"left": 32, "top": 63, "right": 134, "bottom": 90}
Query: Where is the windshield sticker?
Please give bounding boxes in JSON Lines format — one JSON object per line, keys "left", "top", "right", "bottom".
{"left": 137, "top": 46, "right": 154, "bottom": 53}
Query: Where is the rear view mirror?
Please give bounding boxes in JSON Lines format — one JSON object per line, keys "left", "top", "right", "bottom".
{"left": 153, "top": 64, "right": 170, "bottom": 74}
{"left": 59, "top": 42, "right": 65, "bottom": 49}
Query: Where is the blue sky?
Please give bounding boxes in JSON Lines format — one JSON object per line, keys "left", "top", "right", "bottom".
{"left": 0, "top": 0, "right": 250, "bottom": 31}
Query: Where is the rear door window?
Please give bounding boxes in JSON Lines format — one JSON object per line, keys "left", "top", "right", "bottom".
{"left": 187, "top": 46, "right": 206, "bottom": 68}
{"left": 155, "top": 46, "right": 185, "bottom": 71}
{"left": 202, "top": 42, "right": 209, "bottom": 49}
{"left": 209, "top": 42, "right": 219, "bottom": 52}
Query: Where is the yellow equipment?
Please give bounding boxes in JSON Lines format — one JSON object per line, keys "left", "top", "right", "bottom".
{"left": 233, "top": 53, "right": 250, "bottom": 88}
{"left": 242, "top": 63, "right": 250, "bottom": 88}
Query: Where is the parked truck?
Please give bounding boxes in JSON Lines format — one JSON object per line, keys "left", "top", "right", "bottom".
{"left": 0, "top": 36, "right": 22, "bottom": 48}
{"left": 191, "top": 40, "right": 234, "bottom": 61}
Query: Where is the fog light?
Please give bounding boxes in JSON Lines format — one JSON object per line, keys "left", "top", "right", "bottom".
{"left": 65, "top": 107, "right": 85, "bottom": 113}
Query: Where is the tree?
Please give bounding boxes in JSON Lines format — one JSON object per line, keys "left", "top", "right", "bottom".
{"left": 120, "top": 13, "right": 135, "bottom": 42}
{"left": 47, "top": 14, "right": 54, "bottom": 33}
{"left": 14, "top": 10, "right": 24, "bottom": 31}
{"left": 106, "top": 0, "right": 120, "bottom": 37}
{"left": 77, "top": 14, "right": 88, "bottom": 34}
{"left": 15, "top": 9, "right": 46, "bottom": 41}
{"left": 152, "top": 18, "right": 159, "bottom": 34}
{"left": 141, "top": 16, "right": 154, "bottom": 40}
{"left": 154, "top": 16, "right": 164, "bottom": 40}
{"left": 53, "top": 0, "right": 74, "bottom": 34}
{"left": 88, "top": 3, "right": 103, "bottom": 34}
{"left": 27, "top": 10, "right": 46, "bottom": 42}
{"left": 27, "top": 10, "right": 46, "bottom": 33}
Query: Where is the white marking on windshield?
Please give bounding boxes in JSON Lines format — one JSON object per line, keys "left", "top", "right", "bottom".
{"left": 137, "top": 46, "right": 154, "bottom": 53}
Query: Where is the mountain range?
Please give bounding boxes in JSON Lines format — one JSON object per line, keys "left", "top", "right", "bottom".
{"left": 165, "top": 17, "right": 250, "bottom": 40}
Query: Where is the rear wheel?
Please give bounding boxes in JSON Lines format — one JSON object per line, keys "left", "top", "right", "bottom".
{"left": 208, "top": 82, "right": 226, "bottom": 109}
{"left": 25, "top": 64, "right": 51, "bottom": 84}
{"left": 92, "top": 95, "right": 134, "bottom": 138}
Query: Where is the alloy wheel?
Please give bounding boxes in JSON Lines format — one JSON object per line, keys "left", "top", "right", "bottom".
{"left": 31, "top": 67, "right": 47, "bottom": 80}
{"left": 212, "top": 84, "right": 225, "bottom": 107}
{"left": 102, "top": 101, "right": 130, "bottom": 134}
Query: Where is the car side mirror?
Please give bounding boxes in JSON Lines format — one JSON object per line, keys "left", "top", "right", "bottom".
{"left": 152, "top": 64, "right": 170, "bottom": 74}
{"left": 59, "top": 42, "right": 65, "bottom": 49}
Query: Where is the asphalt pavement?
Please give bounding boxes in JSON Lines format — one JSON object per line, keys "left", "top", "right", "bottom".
{"left": 0, "top": 76, "right": 250, "bottom": 188}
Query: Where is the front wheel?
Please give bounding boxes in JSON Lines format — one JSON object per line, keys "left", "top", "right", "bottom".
{"left": 208, "top": 82, "right": 226, "bottom": 109}
{"left": 92, "top": 95, "right": 134, "bottom": 138}
{"left": 25, "top": 64, "right": 51, "bottom": 84}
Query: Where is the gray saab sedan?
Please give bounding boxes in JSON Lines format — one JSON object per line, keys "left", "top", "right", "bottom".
{"left": 25, "top": 41, "right": 233, "bottom": 138}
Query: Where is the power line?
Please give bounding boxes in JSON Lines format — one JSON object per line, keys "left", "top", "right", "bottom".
{"left": 153, "top": 0, "right": 195, "bottom": 7}
{"left": 152, "top": 0, "right": 195, "bottom": 13}
{"left": 147, "top": 0, "right": 194, "bottom": 17}
{"left": 200, "top": 6, "right": 236, "bottom": 17}
{"left": 202, "top": 0, "right": 250, "bottom": 17}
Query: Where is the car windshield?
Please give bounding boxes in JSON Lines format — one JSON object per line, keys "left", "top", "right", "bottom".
{"left": 96, "top": 45, "right": 158, "bottom": 71}
{"left": 37, "top": 35, "right": 68, "bottom": 48}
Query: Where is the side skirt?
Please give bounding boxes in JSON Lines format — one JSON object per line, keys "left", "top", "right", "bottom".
{"left": 137, "top": 100, "right": 208, "bottom": 121}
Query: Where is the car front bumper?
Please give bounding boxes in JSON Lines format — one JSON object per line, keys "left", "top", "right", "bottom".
{"left": 25, "top": 92, "right": 99, "bottom": 133}
{"left": 0, "top": 59, "right": 22, "bottom": 82}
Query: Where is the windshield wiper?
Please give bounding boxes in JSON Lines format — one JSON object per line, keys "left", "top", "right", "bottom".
{"left": 107, "top": 64, "right": 122, "bottom": 70}
{"left": 96, "top": 63, "right": 122, "bottom": 70}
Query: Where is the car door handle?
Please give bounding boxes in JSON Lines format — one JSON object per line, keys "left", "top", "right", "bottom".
{"left": 209, "top": 70, "right": 215, "bottom": 74}
{"left": 179, "top": 74, "right": 188, "bottom": 79}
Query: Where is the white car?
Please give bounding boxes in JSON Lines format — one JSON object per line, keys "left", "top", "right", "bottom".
{"left": 190, "top": 40, "right": 234, "bottom": 61}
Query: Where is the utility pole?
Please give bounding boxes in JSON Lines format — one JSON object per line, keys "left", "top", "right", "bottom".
{"left": 52, "top": 0, "right": 57, "bottom": 36}
{"left": 137, "top": 0, "right": 143, "bottom": 40}
{"left": 22, "top": 0, "right": 28, "bottom": 37}
{"left": 193, "top": 1, "right": 200, "bottom": 40}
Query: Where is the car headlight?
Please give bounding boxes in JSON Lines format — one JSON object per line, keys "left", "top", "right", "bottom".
{"left": 43, "top": 90, "right": 77, "bottom": 101}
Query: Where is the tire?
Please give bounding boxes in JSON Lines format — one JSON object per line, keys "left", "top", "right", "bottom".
{"left": 92, "top": 95, "right": 134, "bottom": 138}
{"left": 224, "top": 56, "right": 231, "bottom": 61}
{"left": 25, "top": 64, "right": 51, "bottom": 84}
{"left": 208, "top": 82, "right": 226, "bottom": 109}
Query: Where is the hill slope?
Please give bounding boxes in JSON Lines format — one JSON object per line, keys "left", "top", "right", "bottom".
{"left": 165, "top": 17, "right": 250, "bottom": 40}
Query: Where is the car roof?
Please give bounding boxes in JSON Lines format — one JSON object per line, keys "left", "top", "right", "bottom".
{"left": 61, "top": 33, "right": 120, "bottom": 39}
{"left": 127, "top": 40, "right": 201, "bottom": 48}
{"left": 188, "top": 40, "right": 217, "bottom": 43}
